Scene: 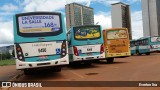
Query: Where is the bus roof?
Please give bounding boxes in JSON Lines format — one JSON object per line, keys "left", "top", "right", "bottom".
{"left": 103, "top": 28, "right": 127, "bottom": 31}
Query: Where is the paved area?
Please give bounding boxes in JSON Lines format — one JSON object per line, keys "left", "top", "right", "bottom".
{"left": 0, "top": 65, "right": 21, "bottom": 81}
{"left": 1, "top": 53, "right": 160, "bottom": 90}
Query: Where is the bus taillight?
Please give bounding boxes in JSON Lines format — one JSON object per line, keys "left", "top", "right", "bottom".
{"left": 100, "top": 44, "right": 104, "bottom": 54}
{"left": 73, "top": 46, "right": 79, "bottom": 56}
{"left": 150, "top": 45, "right": 153, "bottom": 49}
{"left": 61, "top": 40, "right": 67, "bottom": 58}
{"left": 16, "top": 44, "right": 25, "bottom": 61}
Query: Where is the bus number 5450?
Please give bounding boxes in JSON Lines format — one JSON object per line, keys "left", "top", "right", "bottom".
{"left": 38, "top": 48, "right": 46, "bottom": 53}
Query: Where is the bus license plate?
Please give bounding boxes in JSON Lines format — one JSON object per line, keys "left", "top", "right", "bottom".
{"left": 87, "top": 53, "right": 92, "bottom": 56}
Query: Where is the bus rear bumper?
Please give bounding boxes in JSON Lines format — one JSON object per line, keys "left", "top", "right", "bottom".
{"left": 71, "top": 53, "right": 105, "bottom": 62}
{"left": 16, "top": 55, "right": 69, "bottom": 70}
{"left": 150, "top": 49, "right": 160, "bottom": 52}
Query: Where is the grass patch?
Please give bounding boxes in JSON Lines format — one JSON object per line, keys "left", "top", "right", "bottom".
{"left": 0, "top": 59, "right": 16, "bottom": 66}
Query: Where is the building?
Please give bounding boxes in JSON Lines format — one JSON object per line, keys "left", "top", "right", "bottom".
{"left": 142, "top": 0, "right": 160, "bottom": 37}
{"left": 65, "top": 3, "right": 94, "bottom": 30}
{"left": 111, "top": 2, "right": 132, "bottom": 39}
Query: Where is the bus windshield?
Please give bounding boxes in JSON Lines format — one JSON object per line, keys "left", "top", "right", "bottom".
{"left": 16, "top": 14, "right": 62, "bottom": 37}
{"left": 151, "top": 37, "right": 160, "bottom": 42}
{"left": 107, "top": 30, "right": 128, "bottom": 40}
{"left": 74, "top": 26, "right": 100, "bottom": 40}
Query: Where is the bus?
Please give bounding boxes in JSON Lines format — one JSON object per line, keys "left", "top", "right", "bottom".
{"left": 13, "top": 12, "right": 69, "bottom": 74}
{"left": 103, "top": 28, "right": 130, "bottom": 63}
{"left": 130, "top": 39, "right": 137, "bottom": 55}
{"left": 130, "top": 36, "right": 160, "bottom": 55}
{"left": 67, "top": 25, "right": 105, "bottom": 65}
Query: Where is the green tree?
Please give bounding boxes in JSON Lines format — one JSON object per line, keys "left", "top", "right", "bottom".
{"left": 6, "top": 52, "right": 11, "bottom": 59}
{"left": 12, "top": 50, "right": 15, "bottom": 57}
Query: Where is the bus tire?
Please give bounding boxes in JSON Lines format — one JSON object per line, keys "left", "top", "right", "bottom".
{"left": 52, "top": 67, "right": 61, "bottom": 72}
{"left": 24, "top": 69, "right": 32, "bottom": 75}
{"left": 94, "top": 60, "right": 100, "bottom": 63}
{"left": 107, "top": 58, "right": 114, "bottom": 63}
{"left": 146, "top": 53, "right": 150, "bottom": 55}
{"left": 136, "top": 50, "right": 141, "bottom": 55}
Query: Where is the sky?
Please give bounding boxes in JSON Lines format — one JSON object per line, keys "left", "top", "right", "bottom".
{"left": 0, "top": 0, "right": 143, "bottom": 47}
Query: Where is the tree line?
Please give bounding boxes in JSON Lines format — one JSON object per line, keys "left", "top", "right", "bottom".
{"left": 0, "top": 50, "right": 15, "bottom": 60}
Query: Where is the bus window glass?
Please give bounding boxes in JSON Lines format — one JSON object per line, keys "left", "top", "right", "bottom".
{"left": 151, "top": 37, "right": 160, "bottom": 42}
{"left": 107, "top": 30, "right": 127, "bottom": 39}
{"left": 74, "top": 27, "right": 100, "bottom": 40}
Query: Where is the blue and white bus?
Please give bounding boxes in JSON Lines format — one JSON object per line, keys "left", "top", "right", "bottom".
{"left": 130, "top": 36, "right": 160, "bottom": 55}
{"left": 130, "top": 39, "right": 137, "bottom": 55}
{"left": 13, "top": 12, "right": 69, "bottom": 74}
{"left": 67, "top": 25, "right": 105, "bottom": 65}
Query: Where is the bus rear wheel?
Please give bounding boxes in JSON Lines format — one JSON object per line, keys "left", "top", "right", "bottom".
{"left": 84, "top": 61, "right": 92, "bottom": 65}
{"left": 146, "top": 53, "right": 150, "bottom": 55}
{"left": 52, "top": 66, "right": 61, "bottom": 72}
{"left": 24, "top": 69, "right": 33, "bottom": 75}
{"left": 106, "top": 58, "right": 114, "bottom": 64}
{"left": 136, "top": 50, "right": 141, "bottom": 55}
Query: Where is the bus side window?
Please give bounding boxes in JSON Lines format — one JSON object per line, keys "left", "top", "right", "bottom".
{"left": 142, "top": 40, "right": 145, "bottom": 46}
{"left": 137, "top": 41, "right": 140, "bottom": 46}
{"left": 144, "top": 40, "right": 146, "bottom": 45}
{"left": 135, "top": 42, "right": 137, "bottom": 46}
{"left": 131, "top": 42, "right": 133, "bottom": 47}
{"left": 146, "top": 40, "right": 148, "bottom": 45}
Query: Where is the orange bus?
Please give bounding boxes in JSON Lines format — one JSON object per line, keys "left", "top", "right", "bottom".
{"left": 103, "top": 28, "right": 131, "bottom": 63}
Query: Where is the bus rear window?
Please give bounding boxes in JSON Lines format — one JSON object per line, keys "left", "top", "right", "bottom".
{"left": 107, "top": 30, "right": 127, "bottom": 40}
{"left": 151, "top": 37, "right": 160, "bottom": 42}
{"left": 74, "top": 26, "right": 100, "bottom": 40}
{"left": 16, "top": 13, "right": 62, "bottom": 37}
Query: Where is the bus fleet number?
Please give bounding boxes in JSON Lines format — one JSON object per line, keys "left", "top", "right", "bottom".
{"left": 38, "top": 48, "right": 46, "bottom": 53}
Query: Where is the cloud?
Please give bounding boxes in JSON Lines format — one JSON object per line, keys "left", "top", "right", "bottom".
{"left": 93, "top": 0, "right": 141, "bottom": 6}
{"left": 92, "top": 0, "right": 120, "bottom": 6}
{"left": 131, "top": 11, "right": 143, "bottom": 39}
{"left": 0, "top": 3, "right": 18, "bottom": 11}
{"left": 0, "top": 21, "right": 13, "bottom": 45}
{"left": 94, "top": 11, "right": 112, "bottom": 30}
{"left": 126, "top": 0, "right": 141, "bottom": 4}
{"left": 0, "top": 12, "right": 14, "bottom": 16}
{"left": 22, "top": 0, "right": 91, "bottom": 12}
{"left": 94, "top": 10, "right": 143, "bottom": 39}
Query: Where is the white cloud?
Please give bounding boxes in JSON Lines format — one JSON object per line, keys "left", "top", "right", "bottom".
{"left": 0, "top": 3, "right": 18, "bottom": 11}
{"left": 93, "top": 0, "right": 141, "bottom": 6}
{"left": 94, "top": 11, "right": 143, "bottom": 39}
{"left": 126, "top": 0, "right": 141, "bottom": 4}
{"left": 92, "top": 0, "right": 120, "bottom": 6}
{"left": 94, "top": 12, "right": 112, "bottom": 30}
{"left": 22, "top": 0, "right": 91, "bottom": 12}
{"left": 131, "top": 11, "right": 143, "bottom": 39}
{"left": 0, "top": 21, "right": 13, "bottom": 44}
{"left": 0, "top": 12, "right": 14, "bottom": 16}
